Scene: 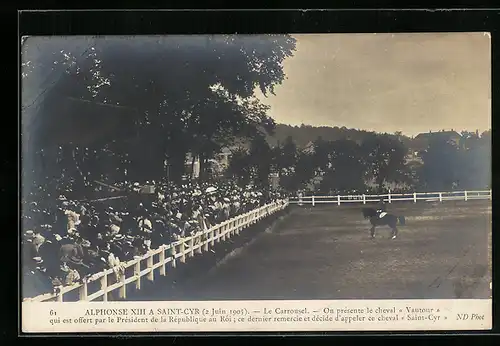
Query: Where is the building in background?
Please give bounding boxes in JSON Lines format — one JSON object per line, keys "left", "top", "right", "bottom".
{"left": 214, "top": 147, "right": 232, "bottom": 170}
{"left": 185, "top": 147, "right": 234, "bottom": 179}
{"left": 269, "top": 172, "right": 280, "bottom": 189}
{"left": 412, "top": 130, "right": 462, "bottom": 152}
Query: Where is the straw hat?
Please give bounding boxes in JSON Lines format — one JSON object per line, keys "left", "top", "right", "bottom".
{"left": 33, "top": 257, "right": 43, "bottom": 264}
{"left": 114, "top": 233, "right": 124, "bottom": 240}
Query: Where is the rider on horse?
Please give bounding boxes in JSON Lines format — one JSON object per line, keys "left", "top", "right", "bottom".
{"left": 376, "top": 197, "right": 387, "bottom": 218}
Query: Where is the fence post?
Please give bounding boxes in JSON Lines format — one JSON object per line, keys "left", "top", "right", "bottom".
{"left": 189, "top": 237, "right": 195, "bottom": 257}
{"left": 159, "top": 247, "right": 166, "bottom": 276}
{"left": 180, "top": 240, "right": 186, "bottom": 263}
{"left": 362, "top": 194, "right": 366, "bottom": 204}
{"left": 413, "top": 192, "right": 417, "bottom": 203}
{"left": 439, "top": 192, "right": 443, "bottom": 202}
{"left": 210, "top": 227, "right": 216, "bottom": 245}
{"left": 337, "top": 195, "right": 340, "bottom": 206}
{"left": 171, "top": 245, "right": 177, "bottom": 268}
{"left": 203, "top": 231, "right": 209, "bottom": 251}
{"left": 79, "top": 282, "right": 88, "bottom": 301}
{"left": 388, "top": 190, "right": 392, "bottom": 204}
{"left": 235, "top": 218, "right": 241, "bottom": 235}
{"left": 146, "top": 255, "right": 154, "bottom": 282}
{"left": 118, "top": 271, "right": 126, "bottom": 299}
{"left": 134, "top": 261, "right": 141, "bottom": 290}
{"left": 101, "top": 274, "right": 108, "bottom": 302}
{"left": 464, "top": 190, "right": 468, "bottom": 202}
{"left": 221, "top": 224, "right": 227, "bottom": 242}
{"left": 312, "top": 195, "right": 315, "bottom": 207}
{"left": 196, "top": 233, "right": 203, "bottom": 254}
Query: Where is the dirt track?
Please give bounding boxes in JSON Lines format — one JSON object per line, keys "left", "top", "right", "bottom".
{"left": 139, "top": 200, "right": 492, "bottom": 301}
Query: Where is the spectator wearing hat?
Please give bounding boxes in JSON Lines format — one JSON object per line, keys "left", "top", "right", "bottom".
{"left": 128, "top": 235, "right": 142, "bottom": 257}
{"left": 151, "top": 217, "right": 167, "bottom": 248}
{"left": 28, "top": 232, "right": 46, "bottom": 259}
{"left": 59, "top": 263, "right": 81, "bottom": 286}
{"left": 106, "top": 236, "right": 123, "bottom": 262}
{"left": 165, "top": 219, "right": 180, "bottom": 241}
{"left": 59, "top": 242, "right": 85, "bottom": 265}
{"left": 67, "top": 252, "right": 90, "bottom": 279}
{"left": 38, "top": 234, "right": 60, "bottom": 275}
{"left": 23, "top": 229, "right": 37, "bottom": 252}
{"left": 81, "top": 240, "right": 103, "bottom": 272}
{"left": 106, "top": 206, "right": 122, "bottom": 223}
{"left": 180, "top": 214, "right": 191, "bottom": 238}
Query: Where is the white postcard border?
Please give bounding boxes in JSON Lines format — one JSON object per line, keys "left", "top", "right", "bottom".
{"left": 22, "top": 299, "right": 492, "bottom": 333}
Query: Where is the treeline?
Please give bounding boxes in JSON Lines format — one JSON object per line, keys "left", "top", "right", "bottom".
{"left": 266, "top": 124, "right": 413, "bottom": 149}
{"left": 226, "top": 130, "right": 491, "bottom": 194}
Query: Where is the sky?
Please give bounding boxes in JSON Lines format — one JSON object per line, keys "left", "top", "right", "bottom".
{"left": 255, "top": 33, "right": 491, "bottom": 137}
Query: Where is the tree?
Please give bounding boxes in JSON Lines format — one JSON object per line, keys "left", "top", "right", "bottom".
{"left": 455, "top": 130, "right": 491, "bottom": 190}
{"left": 268, "top": 124, "right": 413, "bottom": 151}
{"left": 290, "top": 152, "right": 316, "bottom": 191}
{"left": 420, "top": 136, "right": 460, "bottom": 191}
{"left": 279, "top": 136, "right": 298, "bottom": 171}
{"left": 405, "top": 161, "right": 425, "bottom": 190}
{"left": 360, "top": 134, "right": 408, "bottom": 192}
{"left": 478, "top": 130, "right": 492, "bottom": 189}
{"left": 311, "top": 136, "right": 331, "bottom": 172}
{"left": 270, "top": 145, "right": 283, "bottom": 174}
{"left": 227, "top": 147, "right": 252, "bottom": 187}
{"left": 22, "top": 35, "right": 297, "bottom": 190}
{"left": 320, "top": 139, "right": 366, "bottom": 193}
{"left": 248, "top": 134, "right": 273, "bottom": 189}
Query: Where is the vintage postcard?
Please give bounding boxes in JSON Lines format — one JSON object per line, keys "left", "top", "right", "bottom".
{"left": 21, "top": 32, "right": 492, "bottom": 333}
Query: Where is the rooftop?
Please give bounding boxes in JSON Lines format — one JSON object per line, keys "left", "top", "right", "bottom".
{"left": 414, "top": 130, "right": 462, "bottom": 140}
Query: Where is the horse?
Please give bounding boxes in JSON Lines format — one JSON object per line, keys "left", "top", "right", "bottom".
{"left": 361, "top": 207, "right": 406, "bottom": 239}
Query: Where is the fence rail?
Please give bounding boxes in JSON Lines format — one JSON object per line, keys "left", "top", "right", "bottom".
{"left": 23, "top": 200, "right": 289, "bottom": 303}
{"left": 290, "top": 190, "right": 492, "bottom": 206}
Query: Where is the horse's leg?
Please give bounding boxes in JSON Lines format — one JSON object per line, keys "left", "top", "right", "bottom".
{"left": 391, "top": 226, "right": 398, "bottom": 239}
{"left": 370, "top": 225, "right": 376, "bottom": 239}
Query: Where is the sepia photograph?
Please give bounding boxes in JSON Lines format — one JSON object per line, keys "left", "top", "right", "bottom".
{"left": 21, "top": 32, "right": 491, "bottom": 332}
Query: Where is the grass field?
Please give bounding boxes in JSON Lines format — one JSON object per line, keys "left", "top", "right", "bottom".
{"left": 147, "top": 200, "right": 492, "bottom": 301}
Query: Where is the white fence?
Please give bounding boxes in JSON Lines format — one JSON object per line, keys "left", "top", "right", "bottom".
{"left": 290, "top": 190, "right": 492, "bottom": 206}
{"left": 23, "top": 200, "right": 289, "bottom": 303}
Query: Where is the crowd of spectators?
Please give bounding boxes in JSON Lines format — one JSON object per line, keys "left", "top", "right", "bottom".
{"left": 22, "top": 179, "right": 287, "bottom": 298}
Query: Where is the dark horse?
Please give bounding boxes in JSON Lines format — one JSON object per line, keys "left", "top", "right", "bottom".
{"left": 361, "top": 207, "right": 406, "bottom": 239}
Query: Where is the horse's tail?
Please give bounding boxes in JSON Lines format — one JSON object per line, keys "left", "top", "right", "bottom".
{"left": 398, "top": 215, "right": 406, "bottom": 226}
